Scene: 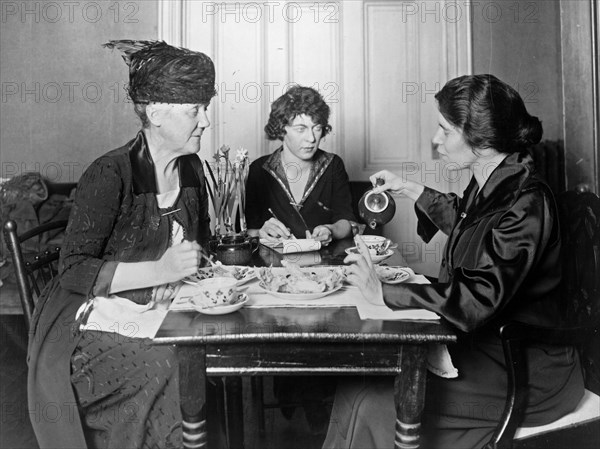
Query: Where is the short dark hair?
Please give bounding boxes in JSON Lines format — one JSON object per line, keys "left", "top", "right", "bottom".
{"left": 265, "top": 85, "right": 332, "bottom": 140}
{"left": 133, "top": 103, "right": 149, "bottom": 128}
{"left": 435, "top": 74, "right": 542, "bottom": 153}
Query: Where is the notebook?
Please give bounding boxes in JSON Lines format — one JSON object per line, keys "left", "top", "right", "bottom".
{"left": 261, "top": 238, "right": 322, "bottom": 254}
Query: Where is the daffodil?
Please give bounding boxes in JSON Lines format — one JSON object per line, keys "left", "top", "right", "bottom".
{"left": 205, "top": 145, "right": 250, "bottom": 237}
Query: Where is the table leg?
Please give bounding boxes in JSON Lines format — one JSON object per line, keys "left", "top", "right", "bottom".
{"left": 178, "top": 346, "right": 208, "bottom": 449}
{"left": 394, "top": 345, "right": 428, "bottom": 449}
{"left": 224, "top": 376, "right": 245, "bottom": 449}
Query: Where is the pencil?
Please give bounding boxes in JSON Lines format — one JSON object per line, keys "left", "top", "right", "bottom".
{"left": 268, "top": 208, "right": 297, "bottom": 240}
{"left": 268, "top": 208, "right": 281, "bottom": 222}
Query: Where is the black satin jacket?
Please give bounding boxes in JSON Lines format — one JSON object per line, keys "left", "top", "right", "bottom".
{"left": 384, "top": 152, "right": 562, "bottom": 333}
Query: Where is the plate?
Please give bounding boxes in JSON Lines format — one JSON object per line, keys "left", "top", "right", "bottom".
{"left": 258, "top": 283, "right": 343, "bottom": 300}
{"left": 375, "top": 266, "right": 413, "bottom": 284}
{"left": 192, "top": 293, "right": 249, "bottom": 315}
{"left": 184, "top": 265, "right": 256, "bottom": 286}
{"left": 345, "top": 247, "right": 394, "bottom": 264}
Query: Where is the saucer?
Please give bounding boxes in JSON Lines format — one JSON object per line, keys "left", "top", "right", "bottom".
{"left": 375, "top": 266, "right": 413, "bottom": 284}
{"left": 192, "top": 293, "right": 248, "bottom": 315}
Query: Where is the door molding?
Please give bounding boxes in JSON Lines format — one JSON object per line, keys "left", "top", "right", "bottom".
{"left": 560, "top": 0, "right": 599, "bottom": 193}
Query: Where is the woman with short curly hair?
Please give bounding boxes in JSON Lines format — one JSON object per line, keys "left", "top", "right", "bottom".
{"left": 246, "top": 85, "right": 355, "bottom": 244}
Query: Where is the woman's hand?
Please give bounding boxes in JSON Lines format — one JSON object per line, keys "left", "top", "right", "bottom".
{"left": 150, "top": 282, "right": 182, "bottom": 309}
{"left": 343, "top": 236, "right": 384, "bottom": 305}
{"left": 310, "top": 225, "right": 332, "bottom": 246}
{"left": 259, "top": 218, "right": 292, "bottom": 241}
{"left": 370, "top": 170, "right": 424, "bottom": 201}
{"left": 154, "top": 240, "right": 201, "bottom": 283}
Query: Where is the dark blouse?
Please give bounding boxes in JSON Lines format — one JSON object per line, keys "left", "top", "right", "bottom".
{"left": 245, "top": 148, "right": 356, "bottom": 238}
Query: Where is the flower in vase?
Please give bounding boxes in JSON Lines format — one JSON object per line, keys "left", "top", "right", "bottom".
{"left": 204, "top": 145, "right": 250, "bottom": 238}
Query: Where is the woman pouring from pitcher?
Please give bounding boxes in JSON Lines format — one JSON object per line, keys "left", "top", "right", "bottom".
{"left": 324, "top": 74, "right": 584, "bottom": 449}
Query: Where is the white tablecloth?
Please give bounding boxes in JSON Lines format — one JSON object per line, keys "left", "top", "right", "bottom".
{"left": 170, "top": 272, "right": 458, "bottom": 378}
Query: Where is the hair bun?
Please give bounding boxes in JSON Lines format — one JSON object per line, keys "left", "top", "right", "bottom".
{"left": 515, "top": 114, "right": 543, "bottom": 147}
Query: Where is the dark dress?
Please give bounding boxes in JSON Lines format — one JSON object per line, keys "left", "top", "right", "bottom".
{"left": 27, "top": 131, "right": 211, "bottom": 448}
{"left": 245, "top": 147, "right": 356, "bottom": 237}
{"left": 323, "top": 152, "right": 584, "bottom": 449}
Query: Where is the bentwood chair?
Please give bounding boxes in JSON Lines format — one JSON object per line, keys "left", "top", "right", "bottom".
{"left": 3, "top": 219, "right": 68, "bottom": 332}
{"left": 484, "top": 188, "right": 600, "bottom": 449}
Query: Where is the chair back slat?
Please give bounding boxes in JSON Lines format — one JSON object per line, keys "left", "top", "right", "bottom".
{"left": 3, "top": 219, "right": 68, "bottom": 332}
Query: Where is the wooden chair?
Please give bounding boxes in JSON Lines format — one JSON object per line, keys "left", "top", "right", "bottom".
{"left": 484, "top": 188, "right": 600, "bottom": 449}
{"left": 3, "top": 219, "right": 68, "bottom": 332}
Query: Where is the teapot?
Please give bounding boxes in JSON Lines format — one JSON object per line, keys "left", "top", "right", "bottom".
{"left": 209, "top": 234, "right": 259, "bottom": 266}
{"left": 357, "top": 179, "right": 396, "bottom": 230}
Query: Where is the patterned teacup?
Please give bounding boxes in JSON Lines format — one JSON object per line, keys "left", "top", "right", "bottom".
{"left": 360, "top": 236, "right": 391, "bottom": 254}
{"left": 192, "top": 277, "right": 239, "bottom": 307}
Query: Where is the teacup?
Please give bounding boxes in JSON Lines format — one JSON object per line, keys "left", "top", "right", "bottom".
{"left": 350, "top": 246, "right": 384, "bottom": 257}
{"left": 191, "top": 277, "right": 239, "bottom": 308}
{"left": 359, "top": 236, "right": 390, "bottom": 253}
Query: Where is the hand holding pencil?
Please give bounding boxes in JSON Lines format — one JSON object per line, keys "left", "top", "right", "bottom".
{"left": 258, "top": 208, "right": 294, "bottom": 242}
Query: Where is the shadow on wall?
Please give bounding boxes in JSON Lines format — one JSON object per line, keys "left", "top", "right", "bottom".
{"left": 528, "top": 140, "right": 565, "bottom": 195}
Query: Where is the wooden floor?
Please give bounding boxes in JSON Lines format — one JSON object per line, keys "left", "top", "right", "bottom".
{"left": 0, "top": 314, "right": 328, "bottom": 449}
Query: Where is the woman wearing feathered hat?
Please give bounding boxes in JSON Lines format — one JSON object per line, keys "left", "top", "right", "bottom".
{"left": 27, "top": 40, "right": 216, "bottom": 448}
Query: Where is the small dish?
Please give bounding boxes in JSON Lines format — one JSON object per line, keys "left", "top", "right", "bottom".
{"left": 345, "top": 247, "right": 393, "bottom": 264}
{"left": 258, "top": 283, "right": 343, "bottom": 300}
{"left": 192, "top": 293, "right": 248, "bottom": 315}
{"left": 375, "top": 266, "right": 413, "bottom": 284}
{"left": 184, "top": 265, "right": 257, "bottom": 286}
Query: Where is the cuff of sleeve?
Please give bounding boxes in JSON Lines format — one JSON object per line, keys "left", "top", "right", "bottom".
{"left": 415, "top": 186, "right": 436, "bottom": 212}
{"left": 92, "top": 261, "right": 118, "bottom": 297}
{"left": 414, "top": 187, "right": 439, "bottom": 243}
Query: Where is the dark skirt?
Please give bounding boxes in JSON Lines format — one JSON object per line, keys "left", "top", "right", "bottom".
{"left": 323, "top": 339, "right": 584, "bottom": 449}
{"left": 71, "top": 330, "right": 182, "bottom": 449}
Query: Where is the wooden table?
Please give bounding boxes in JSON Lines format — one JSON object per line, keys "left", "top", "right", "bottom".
{"left": 153, "top": 240, "right": 457, "bottom": 449}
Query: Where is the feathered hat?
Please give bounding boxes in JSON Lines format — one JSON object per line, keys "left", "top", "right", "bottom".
{"left": 103, "top": 40, "right": 216, "bottom": 104}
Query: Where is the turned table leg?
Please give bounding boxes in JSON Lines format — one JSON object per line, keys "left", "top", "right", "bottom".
{"left": 394, "top": 345, "right": 428, "bottom": 449}
{"left": 178, "top": 346, "right": 208, "bottom": 449}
